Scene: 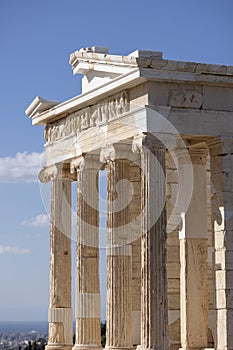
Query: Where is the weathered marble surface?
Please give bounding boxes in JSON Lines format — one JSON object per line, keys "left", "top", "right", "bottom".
{"left": 29, "top": 47, "right": 233, "bottom": 350}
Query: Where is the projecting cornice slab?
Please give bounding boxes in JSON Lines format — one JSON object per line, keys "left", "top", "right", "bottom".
{"left": 69, "top": 46, "right": 163, "bottom": 73}
{"left": 25, "top": 96, "right": 59, "bottom": 119}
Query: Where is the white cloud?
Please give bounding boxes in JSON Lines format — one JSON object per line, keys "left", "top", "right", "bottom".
{"left": 0, "top": 245, "right": 30, "bottom": 255}
{"left": 0, "top": 152, "right": 44, "bottom": 183}
{"left": 21, "top": 214, "right": 49, "bottom": 227}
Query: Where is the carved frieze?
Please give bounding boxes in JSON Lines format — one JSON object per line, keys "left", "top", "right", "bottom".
{"left": 169, "top": 90, "right": 202, "bottom": 108}
{"left": 45, "top": 91, "right": 129, "bottom": 144}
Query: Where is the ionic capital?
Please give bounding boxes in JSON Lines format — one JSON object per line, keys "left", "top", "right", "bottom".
{"left": 39, "top": 163, "right": 75, "bottom": 183}
{"left": 132, "top": 133, "right": 165, "bottom": 154}
{"left": 132, "top": 134, "right": 143, "bottom": 154}
{"left": 100, "top": 144, "right": 116, "bottom": 164}
{"left": 100, "top": 143, "right": 139, "bottom": 165}
{"left": 71, "top": 154, "right": 101, "bottom": 174}
{"left": 70, "top": 156, "right": 85, "bottom": 174}
{"left": 39, "top": 165, "right": 57, "bottom": 183}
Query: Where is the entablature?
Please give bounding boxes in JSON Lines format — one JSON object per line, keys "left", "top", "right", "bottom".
{"left": 43, "top": 103, "right": 233, "bottom": 167}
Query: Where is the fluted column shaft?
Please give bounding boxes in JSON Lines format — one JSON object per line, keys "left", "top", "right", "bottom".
{"left": 134, "top": 134, "right": 168, "bottom": 350}
{"left": 208, "top": 138, "right": 233, "bottom": 350}
{"left": 129, "top": 164, "right": 142, "bottom": 346}
{"left": 39, "top": 164, "right": 73, "bottom": 350}
{"left": 178, "top": 148, "right": 208, "bottom": 350}
{"left": 72, "top": 156, "right": 102, "bottom": 350}
{"left": 106, "top": 158, "right": 132, "bottom": 350}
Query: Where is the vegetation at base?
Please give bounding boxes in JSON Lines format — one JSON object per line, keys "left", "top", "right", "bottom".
{"left": 101, "top": 322, "right": 106, "bottom": 347}
{"left": 19, "top": 339, "right": 46, "bottom": 350}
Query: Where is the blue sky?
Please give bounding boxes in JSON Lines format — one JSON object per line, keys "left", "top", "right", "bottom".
{"left": 0, "top": 0, "right": 233, "bottom": 322}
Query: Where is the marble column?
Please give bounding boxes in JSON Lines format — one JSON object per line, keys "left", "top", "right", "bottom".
{"left": 100, "top": 145, "right": 133, "bottom": 350}
{"left": 133, "top": 133, "right": 168, "bottom": 350}
{"left": 39, "top": 164, "right": 74, "bottom": 350}
{"left": 71, "top": 156, "right": 102, "bottom": 350}
{"left": 129, "top": 163, "right": 141, "bottom": 346}
{"left": 178, "top": 148, "right": 208, "bottom": 350}
{"left": 208, "top": 138, "right": 233, "bottom": 350}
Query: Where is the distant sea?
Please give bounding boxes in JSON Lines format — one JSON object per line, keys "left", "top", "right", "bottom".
{"left": 0, "top": 321, "right": 48, "bottom": 334}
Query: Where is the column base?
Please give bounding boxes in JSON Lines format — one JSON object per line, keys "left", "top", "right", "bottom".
{"left": 136, "top": 347, "right": 161, "bottom": 350}
{"left": 105, "top": 348, "right": 134, "bottom": 350}
{"left": 73, "top": 346, "right": 102, "bottom": 350}
{"left": 179, "top": 348, "right": 215, "bottom": 350}
{"left": 46, "top": 345, "right": 72, "bottom": 350}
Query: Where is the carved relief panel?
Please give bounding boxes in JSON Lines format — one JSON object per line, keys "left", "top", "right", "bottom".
{"left": 45, "top": 91, "right": 129, "bottom": 144}
{"left": 169, "top": 90, "right": 202, "bottom": 108}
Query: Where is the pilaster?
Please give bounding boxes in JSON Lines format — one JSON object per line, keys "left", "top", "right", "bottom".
{"left": 208, "top": 137, "right": 233, "bottom": 350}
{"left": 166, "top": 150, "right": 181, "bottom": 350}
{"left": 39, "top": 164, "right": 74, "bottom": 350}
{"left": 178, "top": 148, "right": 209, "bottom": 350}
{"left": 133, "top": 133, "right": 169, "bottom": 350}
{"left": 71, "top": 155, "right": 102, "bottom": 350}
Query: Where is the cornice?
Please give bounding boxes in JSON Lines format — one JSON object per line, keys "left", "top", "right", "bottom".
{"left": 25, "top": 96, "right": 59, "bottom": 120}
{"left": 69, "top": 47, "right": 163, "bottom": 72}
